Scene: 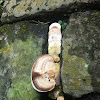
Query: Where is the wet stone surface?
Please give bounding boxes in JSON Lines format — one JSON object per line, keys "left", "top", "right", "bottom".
{"left": 0, "top": 21, "right": 49, "bottom": 100}
{"left": 1, "top": 0, "right": 100, "bottom": 23}
{"left": 61, "top": 10, "right": 100, "bottom": 97}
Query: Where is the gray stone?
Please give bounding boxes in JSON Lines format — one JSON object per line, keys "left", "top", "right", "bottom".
{"left": 1, "top": 0, "right": 100, "bottom": 23}
{"left": 61, "top": 11, "right": 100, "bottom": 97}
{"left": 0, "top": 21, "right": 48, "bottom": 100}
{"left": 0, "top": 0, "right": 3, "bottom": 22}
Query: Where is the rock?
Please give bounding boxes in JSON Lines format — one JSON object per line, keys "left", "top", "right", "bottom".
{"left": 0, "top": 0, "right": 3, "bottom": 23}
{"left": 1, "top": 0, "right": 100, "bottom": 23}
{"left": 0, "top": 21, "right": 48, "bottom": 100}
{"left": 61, "top": 11, "right": 100, "bottom": 97}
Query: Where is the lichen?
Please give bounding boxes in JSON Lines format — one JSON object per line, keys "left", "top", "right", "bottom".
{"left": 1, "top": 0, "right": 65, "bottom": 22}
{"left": 21, "top": 24, "right": 27, "bottom": 33}
{"left": 61, "top": 10, "right": 100, "bottom": 97}
{"left": 62, "top": 54, "right": 93, "bottom": 94}
{"left": 0, "top": 45, "right": 10, "bottom": 54}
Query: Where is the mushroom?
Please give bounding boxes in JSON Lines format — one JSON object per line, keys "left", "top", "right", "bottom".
{"left": 57, "top": 96, "right": 64, "bottom": 100}
{"left": 48, "top": 23, "right": 62, "bottom": 62}
{"left": 31, "top": 54, "right": 60, "bottom": 92}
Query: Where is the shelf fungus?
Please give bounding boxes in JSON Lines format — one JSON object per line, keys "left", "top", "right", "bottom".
{"left": 31, "top": 54, "right": 60, "bottom": 92}
{"left": 48, "top": 23, "right": 62, "bottom": 62}
{"left": 31, "top": 23, "right": 64, "bottom": 100}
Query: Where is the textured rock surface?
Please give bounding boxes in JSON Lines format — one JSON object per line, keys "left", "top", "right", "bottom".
{"left": 61, "top": 10, "right": 100, "bottom": 97}
{"left": 0, "top": 0, "right": 3, "bottom": 22}
{"left": 0, "top": 21, "right": 48, "bottom": 100}
{"left": 1, "top": 0, "right": 100, "bottom": 23}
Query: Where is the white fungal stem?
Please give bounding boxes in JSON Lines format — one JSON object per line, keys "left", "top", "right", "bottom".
{"left": 48, "top": 22, "right": 61, "bottom": 85}
{"left": 48, "top": 23, "right": 62, "bottom": 62}
{"left": 48, "top": 23, "right": 64, "bottom": 100}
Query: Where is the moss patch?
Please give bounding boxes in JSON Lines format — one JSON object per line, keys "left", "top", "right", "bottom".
{"left": 61, "top": 10, "right": 100, "bottom": 97}
{"left": 2, "top": 36, "right": 43, "bottom": 100}
{"left": 0, "top": 21, "right": 48, "bottom": 100}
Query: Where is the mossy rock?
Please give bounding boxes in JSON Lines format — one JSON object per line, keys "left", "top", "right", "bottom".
{"left": 0, "top": 0, "right": 4, "bottom": 23}
{"left": 0, "top": 21, "right": 48, "bottom": 100}
{"left": 1, "top": 0, "right": 100, "bottom": 23}
{"left": 61, "top": 10, "right": 100, "bottom": 97}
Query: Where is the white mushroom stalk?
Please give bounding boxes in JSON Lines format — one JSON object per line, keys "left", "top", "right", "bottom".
{"left": 48, "top": 23, "right": 62, "bottom": 62}
{"left": 48, "top": 23, "right": 64, "bottom": 100}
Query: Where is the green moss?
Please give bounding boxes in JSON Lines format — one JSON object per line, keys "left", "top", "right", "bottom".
{"left": 2, "top": 36, "right": 43, "bottom": 100}
{"left": 61, "top": 10, "right": 100, "bottom": 97}
{"left": 0, "top": 45, "right": 10, "bottom": 54}
{"left": 63, "top": 54, "right": 92, "bottom": 90}
{"left": 7, "top": 78, "right": 39, "bottom": 100}
{"left": 22, "top": 25, "right": 27, "bottom": 33}
{"left": 1, "top": 29, "right": 5, "bottom": 33}
{"left": 92, "top": 11, "right": 99, "bottom": 15}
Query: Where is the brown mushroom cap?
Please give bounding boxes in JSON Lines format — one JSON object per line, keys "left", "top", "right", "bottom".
{"left": 31, "top": 54, "right": 60, "bottom": 92}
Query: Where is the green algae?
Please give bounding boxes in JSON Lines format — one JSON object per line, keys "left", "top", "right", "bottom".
{"left": 2, "top": 36, "right": 43, "bottom": 100}
{"left": 0, "top": 21, "right": 48, "bottom": 100}
{"left": 21, "top": 24, "right": 27, "bottom": 33}
{"left": 62, "top": 54, "right": 93, "bottom": 97}
{"left": 0, "top": 53, "right": 11, "bottom": 100}
{"left": 0, "top": 21, "right": 31, "bottom": 45}
{"left": 61, "top": 11, "right": 100, "bottom": 97}
{"left": 64, "top": 54, "right": 91, "bottom": 80}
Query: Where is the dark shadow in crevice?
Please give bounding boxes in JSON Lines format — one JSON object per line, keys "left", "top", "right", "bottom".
{"left": 60, "top": 30, "right": 65, "bottom": 96}
{"left": 41, "top": 25, "right": 49, "bottom": 55}
{"left": 77, "top": 92, "right": 100, "bottom": 100}
{"left": 39, "top": 92, "right": 52, "bottom": 100}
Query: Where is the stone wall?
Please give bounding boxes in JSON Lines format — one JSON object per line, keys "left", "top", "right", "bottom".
{"left": 0, "top": 0, "right": 100, "bottom": 100}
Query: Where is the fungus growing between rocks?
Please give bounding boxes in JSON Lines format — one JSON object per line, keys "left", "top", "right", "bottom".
{"left": 31, "top": 54, "right": 60, "bottom": 92}
{"left": 48, "top": 23, "right": 62, "bottom": 62}
{"left": 31, "top": 23, "right": 64, "bottom": 100}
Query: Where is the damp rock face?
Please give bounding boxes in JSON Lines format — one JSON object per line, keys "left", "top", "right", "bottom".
{"left": 1, "top": 0, "right": 100, "bottom": 23}
{"left": 0, "top": 21, "right": 48, "bottom": 100}
{"left": 61, "top": 11, "right": 100, "bottom": 97}
{"left": 0, "top": 0, "right": 3, "bottom": 21}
